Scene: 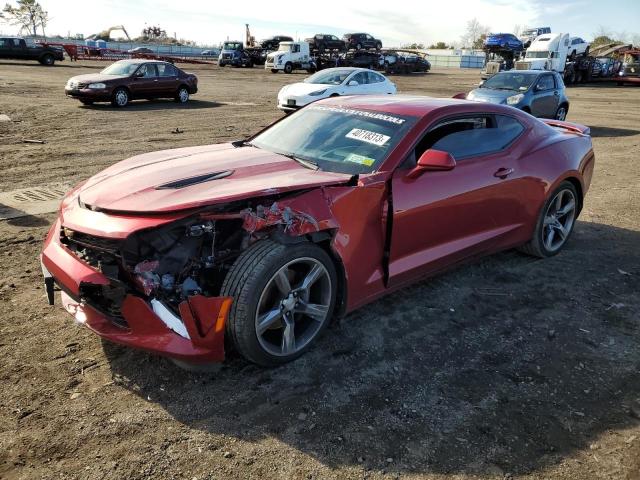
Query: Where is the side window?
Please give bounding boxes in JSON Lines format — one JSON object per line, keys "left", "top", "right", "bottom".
{"left": 138, "top": 64, "right": 157, "bottom": 77}
{"left": 157, "top": 64, "right": 177, "bottom": 76}
{"left": 292, "top": 44, "right": 300, "bottom": 53}
{"left": 413, "top": 115, "right": 524, "bottom": 161}
{"left": 0, "top": 39, "right": 7, "bottom": 47}
{"left": 368, "top": 72, "right": 384, "bottom": 83}
{"left": 331, "top": 35, "right": 339, "bottom": 41}
{"left": 351, "top": 72, "right": 368, "bottom": 84}
{"left": 536, "top": 74, "right": 555, "bottom": 90}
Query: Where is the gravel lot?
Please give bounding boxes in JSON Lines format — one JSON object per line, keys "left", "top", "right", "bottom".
{"left": 0, "top": 60, "right": 639, "bottom": 480}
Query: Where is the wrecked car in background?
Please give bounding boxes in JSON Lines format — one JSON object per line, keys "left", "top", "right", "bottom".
{"left": 41, "top": 96, "right": 595, "bottom": 369}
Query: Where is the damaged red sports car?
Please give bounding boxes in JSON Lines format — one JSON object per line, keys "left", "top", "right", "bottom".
{"left": 41, "top": 96, "right": 595, "bottom": 368}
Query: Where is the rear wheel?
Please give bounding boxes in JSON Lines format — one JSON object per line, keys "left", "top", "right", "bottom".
{"left": 221, "top": 240, "right": 337, "bottom": 366}
{"left": 175, "top": 86, "right": 189, "bottom": 103}
{"left": 111, "top": 87, "right": 129, "bottom": 107}
{"left": 519, "top": 181, "right": 579, "bottom": 258}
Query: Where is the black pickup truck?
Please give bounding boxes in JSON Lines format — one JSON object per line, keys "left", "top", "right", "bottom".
{"left": 0, "top": 37, "right": 64, "bottom": 65}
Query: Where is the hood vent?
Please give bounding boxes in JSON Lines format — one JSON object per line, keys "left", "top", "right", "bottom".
{"left": 156, "top": 170, "right": 234, "bottom": 190}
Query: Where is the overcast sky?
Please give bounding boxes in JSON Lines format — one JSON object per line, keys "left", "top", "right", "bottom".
{"left": 1, "top": 0, "right": 639, "bottom": 46}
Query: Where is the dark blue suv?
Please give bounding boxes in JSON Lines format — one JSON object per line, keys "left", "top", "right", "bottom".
{"left": 484, "top": 33, "right": 524, "bottom": 51}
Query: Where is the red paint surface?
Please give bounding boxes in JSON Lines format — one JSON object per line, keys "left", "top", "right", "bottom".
{"left": 44, "top": 96, "right": 595, "bottom": 362}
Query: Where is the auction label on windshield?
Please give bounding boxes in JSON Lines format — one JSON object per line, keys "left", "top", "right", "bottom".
{"left": 346, "top": 128, "right": 390, "bottom": 146}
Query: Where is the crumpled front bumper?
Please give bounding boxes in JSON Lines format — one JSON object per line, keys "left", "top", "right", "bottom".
{"left": 42, "top": 218, "right": 232, "bottom": 364}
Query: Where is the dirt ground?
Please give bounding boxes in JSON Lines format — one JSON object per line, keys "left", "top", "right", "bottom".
{"left": 0, "top": 60, "right": 639, "bottom": 480}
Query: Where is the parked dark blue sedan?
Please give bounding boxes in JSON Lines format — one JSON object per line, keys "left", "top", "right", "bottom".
{"left": 466, "top": 70, "right": 570, "bottom": 120}
{"left": 484, "top": 33, "right": 524, "bottom": 51}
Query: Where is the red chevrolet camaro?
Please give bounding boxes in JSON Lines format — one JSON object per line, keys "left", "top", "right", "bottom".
{"left": 41, "top": 96, "right": 595, "bottom": 368}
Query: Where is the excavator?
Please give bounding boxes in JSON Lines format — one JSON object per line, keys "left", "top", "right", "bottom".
{"left": 87, "top": 25, "right": 131, "bottom": 42}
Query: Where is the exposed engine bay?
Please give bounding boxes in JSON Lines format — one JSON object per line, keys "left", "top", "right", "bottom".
{"left": 59, "top": 199, "right": 324, "bottom": 325}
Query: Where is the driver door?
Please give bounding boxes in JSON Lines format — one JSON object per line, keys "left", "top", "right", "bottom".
{"left": 530, "top": 73, "right": 559, "bottom": 118}
{"left": 387, "top": 114, "right": 529, "bottom": 287}
{"left": 129, "top": 63, "right": 158, "bottom": 98}
{"left": 345, "top": 71, "right": 369, "bottom": 94}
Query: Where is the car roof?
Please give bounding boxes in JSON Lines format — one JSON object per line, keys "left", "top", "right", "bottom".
{"left": 114, "top": 59, "right": 170, "bottom": 65}
{"left": 319, "top": 67, "right": 369, "bottom": 73}
{"left": 317, "top": 95, "right": 525, "bottom": 119}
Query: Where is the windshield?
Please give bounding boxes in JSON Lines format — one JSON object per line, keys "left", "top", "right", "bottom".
{"left": 223, "top": 42, "right": 242, "bottom": 50}
{"left": 522, "top": 29, "right": 537, "bottom": 36}
{"left": 278, "top": 43, "right": 292, "bottom": 52}
{"left": 304, "top": 69, "right": 354, "bottom": 85}
{"left": 526, "top": 50, "right": 551, "bottom": 59}
{"left": 482, "top": 72, "right": 538, "bottom": 91}
{"left": 101, "top": 62, "right": 139, "bottom": 75}
{"left": 250, "top": 105, "right": 417, "bottom": 174}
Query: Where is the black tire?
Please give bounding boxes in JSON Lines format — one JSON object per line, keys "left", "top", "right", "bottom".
{"left": 221, "top": 239, "right": 337, "bottom": 366}
{"left": 40, "top": 53, "right": 55, "bottom": 66}
{"left": 271, "top": 68, "right": 279, "bottom": 74}
{"left": 555, "top": 104, "right": 569, "bottom": 120}
{"left": 219, "top": 63, "right": 226, "bottom": 67}
{"left": 175, "top": 86, "right": 189, "bottom": 103}
{"left": 376, "top": 43, "right": 382, "bottom": 50}
{"left": 284, "top": 62, "right": 293, "bottom": 74}
{"left": 518, "top": 181, "right": 579, "bottom": 258}
{"left": 356, "top": 43, "right": 362, "bottom": 50}
{"left": 111, "top": 87, "right": 129, "bottom": 107}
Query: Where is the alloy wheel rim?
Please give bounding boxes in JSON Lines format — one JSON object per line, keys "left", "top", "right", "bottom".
{"left": 116, "top": 91, "right": 127, "bottom": 106}
{"left": 179, "top": 89, "right": 188, "bottom": 102}
{"left": 556, "top": 108, "right": 567, "bottom": 120}
{"left": 255, "top": 257, "right": 331, "bottom": 357}
{"left": 542, "top": 189, "right": 576, "bottom": 252}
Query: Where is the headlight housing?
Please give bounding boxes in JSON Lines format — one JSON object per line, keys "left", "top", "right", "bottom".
{"left": 506, "top": 93, "right": 524, "bottom": 105}
{"left": 309, "top": 89, "right": 327, "bottom": 96}
{"left": 87, "top": 83, "right": 106, "bottom": 89}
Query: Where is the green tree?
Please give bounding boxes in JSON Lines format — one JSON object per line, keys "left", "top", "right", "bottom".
{"left": 429, "top": 41, "right": 450, "bottom": 49}
{"left": 402, "top": 42, "right": 425, "bottom": 50}
{"left": 591, "top": 35, "right": 618, "bottom": 47}
{"left": 2, "top": 0, "right": 48, "bottom": 37}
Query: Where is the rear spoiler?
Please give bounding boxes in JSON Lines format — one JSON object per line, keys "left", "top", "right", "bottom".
{"left": 543, "top": 119, "right": 591, "bottom": 136}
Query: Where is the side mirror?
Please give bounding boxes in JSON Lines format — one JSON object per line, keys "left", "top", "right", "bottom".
{"left": 407, "top": 150, "right": 456, "bottom": 179}
{"left": 348, "top": 80, "right": 359, "bottom": 86}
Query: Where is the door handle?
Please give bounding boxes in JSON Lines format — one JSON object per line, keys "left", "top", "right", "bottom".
{"left": 494, "top": 167, "right": 514, "bottom": 179}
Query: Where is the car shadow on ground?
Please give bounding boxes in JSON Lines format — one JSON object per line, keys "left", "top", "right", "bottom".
{"left": 588, "top": 125, "right": 640, "bottom": 138}
{"left": 0, "top": 204, "right": 49, "bottom": 227}
{"left": 103, "top": 220, "right": 640, "bottom": 476}
{"left": 80, "top": 99, "right": 222, "bottom": 111}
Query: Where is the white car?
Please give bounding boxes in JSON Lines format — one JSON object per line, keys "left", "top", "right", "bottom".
{"left": 276, "top": 67, "right": 396, "bottom": 112}
{"left": 569, "top": 37, "right": 590, "bottom": 59}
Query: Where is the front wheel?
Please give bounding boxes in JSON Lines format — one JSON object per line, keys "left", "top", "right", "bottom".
{"left": 284, "top": 62, "right": 293, "bottom": 74}
{"left": 111, "top": 87, "right": 129, "bottom": 107}
{"left": 40, "top": 54, "right": 55, "bottom": 66}
{"left": 175, "top": 86, "right": 189, "bottom": 103}
{"left": 518, "top": 181, "right": 579, "bottom": 258}
{"left": 271, "top": 68, "right": 279, "bottom": 74}
{"left": 555, "top": 104, "right": 568, "bottom": 120}
{"left": 221, "top": 240, "right": 337, "bottom": 366}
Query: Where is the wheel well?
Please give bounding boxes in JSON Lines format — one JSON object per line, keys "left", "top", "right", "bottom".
{"left": 521, "top": 106, "right": 531, "bottom": 113}
{"left": 564, "top": 177, "right": 583, "bottom": 213}
{"left": 559, "top": 101, "right": 569, "bottom": 110}
{"left": 177, "top": 83, "right": 189, "bottom": 92}
{"left": 329, "top": 93, "right": 340, "bottom": 97}
{"left": 315, "top": 239, "right": 348, "bottom": 319}
{"left": 113, "top": 85, "right": 130, "bottom": 95}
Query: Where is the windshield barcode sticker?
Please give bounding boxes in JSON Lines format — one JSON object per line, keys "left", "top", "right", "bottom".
{"left": 346, "top": 128, "right": 390, "bottom": 146}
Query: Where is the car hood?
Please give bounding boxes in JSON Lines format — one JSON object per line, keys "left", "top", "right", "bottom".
{"left": 280, "top": 82, "right": 335, "bottom": 97}
{"left": 467, "top": 88, "right": 521, "bottom": 103}
{"left": 77, "top": 143, "right": 353, "bottom": 213}
{"left": 68, "top": 73, "right": 129, "bottom": 83}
